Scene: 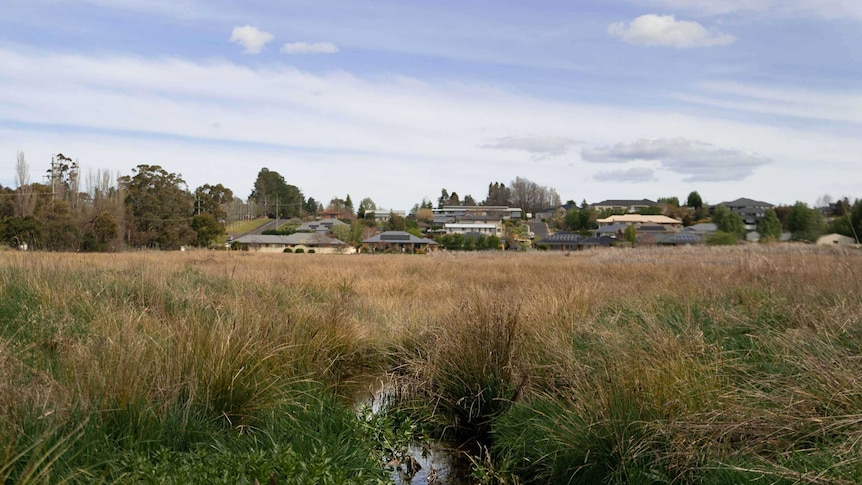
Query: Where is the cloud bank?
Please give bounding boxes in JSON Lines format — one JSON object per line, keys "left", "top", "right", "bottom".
{"left": 482, "top": 135, "right": 579, "bottom": 157}
{"left": 593, "top": 167, "right": 656, "bottom": 182}
{"left": 229, "top": 25, "right": 274, "bottom": 54}
{"left": 281, "top": 42, "right": 340, "bottom": 55}
{"left": 608, "top": 14, "right": 735, "bottom": 48}
{"left": 582, "top": 138, "right": 771, "bottom": 181}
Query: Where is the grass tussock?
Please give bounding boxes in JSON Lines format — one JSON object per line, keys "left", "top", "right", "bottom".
{"left": 0, "top": 245, "right": 860, "bottom": 483}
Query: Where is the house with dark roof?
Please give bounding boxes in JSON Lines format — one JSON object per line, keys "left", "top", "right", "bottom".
{"left": 717, "top": 198, "right": 774, "bottom": 226}
{"left": 657, "top": 233, "right": 704, "bottom": 246}
{"left": 536, "top": 231, "right": 585, "bottom": 251}
{"left": 295, "top": 218, "right": 348, "bottom": 233}
{"left": 361, "top": 231, "right": 438, "bottom": 253}
{"left": 590, "top": 199, "right": 657, "bottom": 213}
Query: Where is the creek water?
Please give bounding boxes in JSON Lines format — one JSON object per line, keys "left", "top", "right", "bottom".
{"left": 352, "top": 377, "right": 476, "bottom": 485}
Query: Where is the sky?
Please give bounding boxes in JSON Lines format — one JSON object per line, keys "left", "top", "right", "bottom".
{"left": 1, "top": 0, "right": 860, "bottom": 211}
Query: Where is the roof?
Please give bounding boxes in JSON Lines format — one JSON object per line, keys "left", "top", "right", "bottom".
{"left": 719, "top": 198, "right": 774, "bottom": 208}
{"left": 683, "top": 223, "right": 718, "bottom": 233}
{"left": 362, "top": 231, "right": 438, "bottom": 245}
{"left": 596, "top": 223, "right": 628, "bottom": 234}
{"left": 591, "top": 199, "right": 656, "bottom": 207}
{"left": 538, "top": 231, "right": 584, "bottom": 244}
{"left": 658, "top": 233, "right": 703, "bottom": 245}
{"left": 597, "top": 215, "right": 682, "bottom": 225}
{"left": 445, "top": 223, "right": 497, "bottom": 229}
{"left": 637, "top": 225, "right": 676, "bottom": 233}
{"left": 579, "top": 236, "right": 617, "bottom": 246}
{"left": 295, "top": 218, "right": 348, "bottom": 232}
{"left": 235, "top": 233, "right": 347, "bottom": 246}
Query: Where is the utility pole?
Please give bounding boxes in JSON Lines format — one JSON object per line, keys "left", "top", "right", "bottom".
{"left": 275, "top": 194, "right": 280, "bottom": 232}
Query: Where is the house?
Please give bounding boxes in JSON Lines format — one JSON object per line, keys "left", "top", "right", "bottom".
{"left": 817, "top": 233, "right": 859, "bottom": 247}
{"left": 717, "top": 198, "right": 774, "bottom": 226}
{"left": 362, "top": 231, "right": 439, "bottom": 253}
{"left": 596, "top": 214, "right": 682, "bottom": 228}
{"left": 536, "top": 231, "right": 585, "bottom": 251}
{"left": 234, "top": 233, "right": 352, "bottom": 254}
{"left": 295, "top": 218, "right": 348, "bottom": 233}
{"left": 590, "top": 199, "right": 657, "bottom": 213}
{"left": 365, "top": 210, "right": 407, "bottom": 223}
{"left": 433, "top": 206, "right": 521, "bottom": 220}
{"left": 444, "top": 223, "right": 502, "bottom": 237}
{"left": 595, "top": 223, "right": 629, "bottom": 238}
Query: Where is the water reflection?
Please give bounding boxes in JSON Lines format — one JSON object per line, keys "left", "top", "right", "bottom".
{"left": 352, "top": 376, "right": 476, "bottom": 485}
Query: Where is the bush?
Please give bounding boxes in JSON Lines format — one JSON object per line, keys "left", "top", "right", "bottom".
{"left": 283, "top": 248, "right": 293, "bottom": 253}
{"left": 706, "top": 231, "right": 739, "bottom": 246}
{"left": 308, "top": 249, "right": 315, "bottom": 254}
{"left": 295, "top": 248, "right": 305, "bottom": 253}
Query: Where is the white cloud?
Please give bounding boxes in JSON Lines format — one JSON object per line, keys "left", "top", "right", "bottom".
{"left": 281, "top": 42, "right": 339, "bottom": 55}
{"left": 229, "top": 25, "right": 274, "bottom": 54}
{"left": 674, "top": 82, "right": 862, "bottom": 124}
{"left": 635, "top": 0, "right": 862, "bottom": 19}
{"left": 481, "top": 136, "right": 579, "bottom": 157}
{"left": 0, "top": 46, "right": 860, "bottom": 209}
{"left": 582, "top": 138, "right": 771, "bottom": 181}
{"left": 593, "top": 167, "right": 656, "bottom": 182}
{"left": 608, "top": 14, "right": 735, "bottom": 48}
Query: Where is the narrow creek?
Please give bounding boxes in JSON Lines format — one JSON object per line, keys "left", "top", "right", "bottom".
{"left": 352, "top": 376, "right": 477, "bottom": 485}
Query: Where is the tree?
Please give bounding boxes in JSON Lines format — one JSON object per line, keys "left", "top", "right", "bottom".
{"left": 385, "top": 211, "right": 406, "bottom": 231}
{"left": 786, "top": 201, "right": 825, "bottom": 242}
{"left": 191, "top": 213, "right": 224, "bottom": 247}
{"left": 92, "top": 211, "right": 119, "bottom": 252}
{"left": 42, "top": 199, "right": 80, "bottom": 251}
{"left": 121, "top": 164, "right": 195, "bottom": 249}
{"left": 437, "top": 189, "right": 449, "bottom": 209}
{"left": 624, "top": 224, "right": 638, "bottom": 247}
{"left": 463, "top": 194, "right": 477, "bottom": 206}
{"left": 711, "top": 205, "right": 745, "bottom": 239}
{"left": 249, "top": 168, "right": 304, "bottom": 219}
{"left": 305, "top": 197, "right": 319, "bottom": 216}
{"left": 657, "top": 196, "right": 680, "bottom": 208}
{"left": 14, "top": 151, "right": 35, "bottom": 218}
{"left": 637, "top": 206, "right": 663, "bottom": 215}
{"left": 0, "top": 215, "right": 43, "bottom": 249}
{"left": 757, "top": 209, "right": 782, "bottom": 242}
{"left": 687, "top": 191, "right": 703, "bottom": 210}
{"left": 483, "top": 182, "right": 510, "bottom": 206}
{"left": 358, "top": 197, "right": 377, "bottom": 218}
{"left": 194, "top": 184, "right": 234, "bottom": 221}
{"left": 415, "top": 208, "right": 434, "bottom": 224}
{"left": 509, "top": 177, "right": 560, "bottom": 216}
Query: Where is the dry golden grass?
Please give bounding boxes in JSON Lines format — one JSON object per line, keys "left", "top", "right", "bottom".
{"left": 1, "top": 244, "right": 861, "bottom": 482}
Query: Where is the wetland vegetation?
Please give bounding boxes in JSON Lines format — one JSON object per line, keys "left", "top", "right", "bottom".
{"left": 2, "top": 245, "right": 861, "bottom": 483}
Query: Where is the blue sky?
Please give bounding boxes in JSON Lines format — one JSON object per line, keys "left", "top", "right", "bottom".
{"left": 2, "top": 0, "right": 860, "bottom": 210}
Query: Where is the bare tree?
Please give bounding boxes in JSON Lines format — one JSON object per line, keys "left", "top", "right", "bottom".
{"left": 14, "top": 151, "right": 35, "bottom": 217}
{"left": 509, "top": 176, "right": 560, "bottom": 217}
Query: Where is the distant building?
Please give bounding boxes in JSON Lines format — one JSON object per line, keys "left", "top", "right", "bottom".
{"left": 596, "top": 214, "right": 682, "bottom": 228}
{"left": 295, "top": 218, "right": 348, "bottom": 233}
{"left": 234, "top": 234, "right": 352, "bottom": 254}
{"left": 361, "top": 231, "right": 438, "bottom": 253}
{"left": 817, "top": 233, "right": 859, "bottom": 247}
{"left": 590, "top": 199, "right": 657, "bottom": 213}
{"left": 717, "top": 198, "right": 774, "bottom": 226}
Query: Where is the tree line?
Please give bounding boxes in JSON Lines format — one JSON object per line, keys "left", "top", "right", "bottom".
{"left": 3, "top": 154, "right": 860, "bottom": 252}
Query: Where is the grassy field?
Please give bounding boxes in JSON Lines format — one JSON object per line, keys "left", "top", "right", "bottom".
{"left": 1, "top": 245, "right": 861, "bottom": 483}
